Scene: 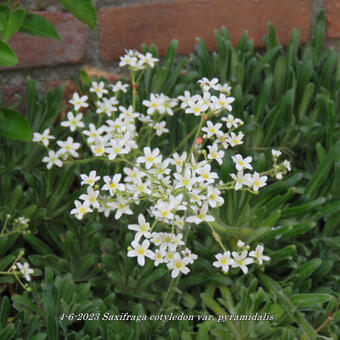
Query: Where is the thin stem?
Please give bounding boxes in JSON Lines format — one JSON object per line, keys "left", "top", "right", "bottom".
{"left": 207, "top": 221, "right": 227, "bottom": 252}
{"left": 169, "top": 124, "right": 199, "bottom": 157}
{"left": 1, "top": 214, "right": 10, "bottom": 234}
{"left": 186, "top": 115, "right": 205, "bottom": 164}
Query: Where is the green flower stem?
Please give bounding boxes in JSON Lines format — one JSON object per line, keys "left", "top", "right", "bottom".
{"left": 63, "top": 157, "right": 105, "bottom": 165}
{"left": 131, "top": 71, "right": 137, "bottom": 112}
{"left": 207, "top": 221, "right": 227, "bottom": 252}
{"left": 150, "top": 218, "right": 159, "bottom": 232}
{"left": 1, "top": 214, "right": 10, "bottom": 235}
{"left": 169, "top": 124, "right": 200, "bottom": 157}
{"left": 186, "top": 115, "right": 205, "bottom": 164}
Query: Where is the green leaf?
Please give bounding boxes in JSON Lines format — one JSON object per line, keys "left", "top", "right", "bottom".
{"left": 19, "top": 14, "right": 60, "bottom": 40}
{"left": 0, "top": 108, "right": 31, "bottom": 141}
{"left": 291, "top": 294, "right": 334, "bottom": 309}
{"left": 0, "top": 41, "right": 17, "bottom": 66}
{"left": 305, "top": 141, "right": 340, "bottom": 197}
{"left": 257, "top": 271, "right": 318, "bottom": 340}
{"left": 0, "top": 8, "right": 26, "bottom": 42}
{"left": 58, "top": 0, "right": 97, "bottom": 30}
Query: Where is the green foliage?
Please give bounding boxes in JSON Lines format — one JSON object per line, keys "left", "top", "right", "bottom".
{"left": 0, "top": 108, "right": 31, "bottom": 141}
{"left": 58, "top": 0, "right": 97, "bottom": 31}
{"left": 0, "top": 10, "right": 339, "bottom": 340}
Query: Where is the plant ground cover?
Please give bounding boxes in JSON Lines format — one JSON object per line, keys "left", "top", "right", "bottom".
{"left": 0, "top": 11, "right": 339, "bottom": 340}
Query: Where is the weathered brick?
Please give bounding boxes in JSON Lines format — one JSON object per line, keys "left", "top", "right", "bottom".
{"left": 100, "top": 0, "right": 312, "bottom": 61}
{"left": 1, "top": 11, "right": 87, "bottom": 70}
{"left": 326, "top": 0, "right": 340, "bottom": 38}
{"left": 1, "top": 74, "right": 122, "bottom": 111}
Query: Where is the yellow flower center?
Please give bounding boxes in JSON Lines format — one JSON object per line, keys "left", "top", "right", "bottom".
{"left": 138, "top": 248, "right": 145, "bottom": 255}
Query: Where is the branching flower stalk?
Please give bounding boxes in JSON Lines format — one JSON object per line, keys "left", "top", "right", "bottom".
{"left": 0, "top": 250, "right": 34, "bottom": 291}
{"left": 32, "top": 49, "right": 292, "bottom": 285}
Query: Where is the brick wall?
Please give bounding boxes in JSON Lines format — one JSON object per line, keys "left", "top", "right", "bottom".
{"left": 1, "top": 0, "right": 339, "bottom": 104}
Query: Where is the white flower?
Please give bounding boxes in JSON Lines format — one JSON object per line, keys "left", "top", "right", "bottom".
{"left": 110, "top": 197, "right": 133, "bottom": 219}
{"left": 202, "top": 121, "right": 223, "bottom": 138}
{"left": 230, "top": 171, "right": 252, "bottom": 190}
{"left": 231, "top": 250, "right": 254, "bottom": 274}
{"left": 232, "top": 154, "right": 253, "bottom": 171}
{"left": 17, "top": 217, "right": 29, "bottom": 225}
{"left": 249, "top": 245, "right": 270, "bottom": 265}
{"left": 32, "top": 128, "right": 55, "bottom": 147}
{"left": 174, "top": 215, "right": 185, "bottom": 229}
{"left": 218, "top": 83, "right": 232, "bottom": 95}
{"left": 154, "top": 249, "right": 166, "bottom": 266}
{"left": 90, "top": 81, "right": 108, "bottom": 98}
{"left": 42, "top": 150, "right": 63, "bottom": 169}
{"left": 139, "top": 52, "right": 159, "bottom": 68}
{"left": 167, "top": 253, "right": 190, "bottom": 278}
{"left": 272, "top": 149, "right": 282, "bottom": 158}
{"left": 276, "top": 173, "right": 283, "bottom": 180}
{"left": 69, "top": 93, "right": 88, "bottom": 111}
{"left": 123, "top": 167, "right": 145, "bottom": 182}
{"left": 189, "top": 189, "right": 205, "bottom": 206}
{"left": 102, "top": 174, "right": 124, "bottom": 195}
{"left": 128, "top": 214, "right": 151, "bottom": 241}
{"left": 227, "top": 132, "right": 244, "bottom": 147}
{"left": 57, "top": 137, "right": 80, "bottom": 158}
{"left": 110, "top": 81, "right": 129, "bottom": 93}
{"left": 198, "top": 164, "right": 218, "bottom": 184}
{"left": 213, "top": 251, "right": 234, "bottom": 273}
{"left": 185, "top": 96, "right": 208, "bottom": 116}
{"left": 174, "top": 168, "right": 196, "bottom": 191}
{"left": 198, "top": 77, "right": 219, "bottom": 92}
{"left": 186, "top": 203, "right": 215, "bottom": 225}
{"left": 16, "top": 262, "right": 34, "bottom": 281}
{"left": 127, "top": 239, "right": 155, "bottom": 266}
{"left": 61, "top": 112, "right": 85, "bottom": 132}
{"left": 119, "top": 105, "right": 139, "bottom": 119}
{"left": 172, "top": 152, "right": 187, "bottom": 171}
{"left": 70, "top": 200, "right": 92, "bottom": 220}
{"left": 207, "top": 187, "right": 224, "bottom": 208}
{"left": 251, "top": 172, "right": 268, "bottom": 192}
{"left": 207, "top": 144, "right": 224, "bottom": 165}
{"left": 96, "top": 98, "right": 117, "bottom": 116}
{"left": 142, "top": 94, "right": 163, "bottom": 115}
{"left": 153, "top": 121, "right": 169, "bottom": 136}
{"left": 153, "top": 201, "right": 174, "bottom": 221}
{"left": 91, "top": 143, "right": 106, "bottom": 157}
{"left": 237, "top": 240, "right": 245, "bottom": 248}
{"left": 283, "top": 160, "right": 291, "bottom": 172}
{"left": 80, "top": 170, "right": 101, "bottom": 187}
{"left": 212, "top": 94, "right": 235, "bottom": 111}
{"left": 107, "top": 139, "right": 129, "bottom": 160}
{"left": 222, "top": 114, "right": 243, "bottom": 129}
{"left": 83, "top": 124, "right": 105, "bottom": 144}
{"left": 79, "top": 187, "right": 100, "bottom": 209}
{"left": 119, "top": 54, "right": 137, "bottom": 68}
{"left": 181, "top": 248, "right": 197, "bottom": 264}
{"left": 136, "top": 147, "right": 162, "bottom": 169}
{"left": 177, "top": 90, "right": 192, "bottom": 109}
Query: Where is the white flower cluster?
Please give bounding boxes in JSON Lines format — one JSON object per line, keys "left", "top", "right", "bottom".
{"left": 126, "top": 213, "right": 198, "bottom": 277}
{"left": 32, "top": 49, "right": 292, "bottom": 278}
{"left": 213, "top": 240, "right": 270, "bottom": 275}
{"left": 119, "top": 49, "right": 159, "bottom": 70}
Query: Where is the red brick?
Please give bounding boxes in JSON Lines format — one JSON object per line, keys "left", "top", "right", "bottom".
{"left": 326, "top": 0, "right": 340, "bottom": 37}
{"left": 1, "top": 12, "right": 87, "bottom": 70}
{"left": 1, "top": 74, "right": 122, "bottom": 113}
{"left": 100, "top": 0, "right": 311, "bottom": 61}
{"left": 0, "top": 84, "right": 25, "bottom": 109}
